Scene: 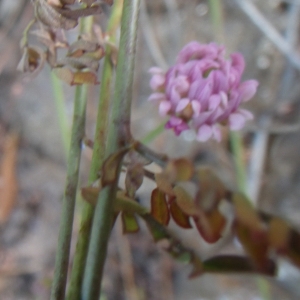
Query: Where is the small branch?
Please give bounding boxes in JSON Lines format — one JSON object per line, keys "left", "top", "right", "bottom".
{"left": 133, "top": 140, "right": 168, "bottom": 168}
{"left": 140, "top": 0, "right": 168, "bottom": 69}
{"left": 235, "top": 0, "right": 300, "bottom": 70}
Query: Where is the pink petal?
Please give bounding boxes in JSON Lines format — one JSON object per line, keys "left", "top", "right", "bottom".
{"left": 197, "top": 124, "right": 213, "bottom": 141}
{"left": 175, "top": 75, "right": 190, "bottom": 95}
{"left": 229, "top": 113, "right": 246, "bottom": 130}
{"left": 239, "top": 80, "right": 259, "bottom": 102}
{"left": 176, "top": 98, "right": 190, "bottom": 112}
{"left": 208, "top": 94, "right": 221, "bottom": 110}
{"left": 149, "top": 67, "right": 164, "bottom": 74}
{"left": 159, "top": 101, "right": 172, "bottom": 116}
{"left": 191, "top": 100, "right": 201, "bottom": 117}
{"left": 238, "top": 108, "right": 254, "bottom": 120}
{"left": 148, "top": 93, "right": 165, "bottom": 102}
{"left": 212, "top": 125, "right": 222, "bottom": 142}
{"left": 150, "top": 74, "right": 165, "bottom": 90}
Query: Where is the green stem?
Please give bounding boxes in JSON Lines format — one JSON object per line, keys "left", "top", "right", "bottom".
{"left": 50, "top": 83, "right": 87, "bottom": 300}
{"left": 51, "top": 73, "right": 70, "bottom": 159}
{"left": 66, "top": 2, "right": 124, "bottom": 299}
{"left": 208, "top": 0, "right": 224, "bottom": 44}
{"left": 50, "top": 17, "right": 93, "bottom": 300}
{"left": 82, "top": 0, "right": 141, "bottom": 299}
{"left": 141, "top": 121, "right": 166, "bottom": 144}
{"left": 229, "top": 132, "right": 247, "bottom": 194}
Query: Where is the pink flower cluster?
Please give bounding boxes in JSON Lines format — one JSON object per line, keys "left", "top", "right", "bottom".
{"left": 148, "top": 42, "right": 258, "bottom": 141}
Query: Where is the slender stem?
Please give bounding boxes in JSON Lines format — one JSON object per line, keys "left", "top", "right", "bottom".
{"left": 141, "top": 121, "right": 166, "bottom": 144}
{"left": 230, "top": 132, "right": 247, "bottom": 194}
{"left": 82, "top": 0, "right": 141, "bottom": 299}
{"left": 50, "top": 17, "right": 93, "bottom": 300}
{"left": 50, "top": 78, "right": 88, "bottom": 300}
{"left": 51, "top": 73, "right": 70, "bottom": 159}
{"left": 66, "top": 2, "right": 124, "bottom": 299}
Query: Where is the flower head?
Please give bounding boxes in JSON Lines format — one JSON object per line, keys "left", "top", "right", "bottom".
{"left": 148, "top": 42, "right": 258, "bottom": 141}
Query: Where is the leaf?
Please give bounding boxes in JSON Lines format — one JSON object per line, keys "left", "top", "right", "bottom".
{"left": 164, "top": 158, "right": 194, "bottom": 182}
{"left": 121, "top": 212, "right": 139, "bottom": 233}
{"left": 155, "top": 172, "right": 174, "bottom": 196}
{"left": 0, "top": 133, "right": 19, "bottom": 224}
{"left": 286, "top": 229, "right": 300, "bottom": 267}
{"left": 35, "top": 0, "right": 78, "bottom": 29}
{"left": 193, "top": 209, "right": 226, "bottom": 243}
{"left": 81, "top": 186, "right": 100, "bottom": 206}
{"left": 236, "top": 222, "right": 269, "bottom": 272}
{"left": 17, "top": 47, "right": 45, "bottom": 76}
{"left": 72, "top": 71, "right": 99, "bottom": 85}
{"left": 150, "top": 188, "right": 170, "bottom": 226}
{"left": 115, "top": 191, "right": 148, "bottom": 215}
{"left": 169, "top": 197, "right": 192, "bottom": 229}
{"left": 125, "top": 163, "right": 144, "bottom": 198}
{"left": 53, "top": 67, "right": 74, "bottom": 84}
{"left": 202, "top": 255, "right": 276, "bottom": 276}
{"left": 189, "top": 255, "right": 204, "bottom": 278}
{"left": 101, "top": 147, "right": 129, "bottom": 187}
{"left": 268, "top": 217, "right": 290, "bottom": 253}
{"left": 142, "top": 213, "right": 169, "bottom": 242}
{"left": 232, "top": 193, "right": 264, "bottom": 234}
{"left": 196, "top": 167, "right": 228, "bottom": 212}
{"left": 173, "top": 185, "right": 197, "bottom": 216}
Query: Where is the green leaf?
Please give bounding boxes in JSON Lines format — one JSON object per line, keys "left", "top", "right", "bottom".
{"left": 121, "top": 212, "right": 139, "bottom": 233}
{"left": 203, "top": 255, "right": 276, "bottom": 275}
{"left": 115, "top": 191, "right": 148, "bottom": 215}
{"left": 150, "top": 188, "right": 170, "bottom": 225}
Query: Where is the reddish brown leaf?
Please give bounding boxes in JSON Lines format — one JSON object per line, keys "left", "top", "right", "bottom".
{"left": 194, "top": 209, "right": 226, "bottom": 243}
{"left": 155, "top": 173, "right": 174, "bottom": 196}
{"left": 268, "top": 217, "right": 290, "bottom": 253}
{"left": 189, "top": 255, "right": 204, "bottom": 278}
{"left": 125, "top": 163, "right": 144, "bottom": 198}
{"left": 150, "top": 188, "right": 170, "bottom": 225}
{"left": 169, "top": 198, "right": 192, "bottom": 229}
{"left": 196, "top": 167, "right": 227, "bottom": 212}
{"left": 236, "top": 222, "right": 269, "bottom": 272}
{"left": 0, "top": 133, "right": 19, "bottom": 224}
{"left": 101, "top": 148, "right": 129, "bottom": 187}
{"left": 121, "top": 212, "right": 139, "bottom": 233}
{"left": 173, "top": 185, "right": 197, "bottom": 216}
{"left": 72, "top": 71, "right": 99, "bottom": 85}
{"left": 233, "top": 193, "right": 264, "bottom": 234}
{"left": 164, "top": 158, "right": 194, "bottom": 182}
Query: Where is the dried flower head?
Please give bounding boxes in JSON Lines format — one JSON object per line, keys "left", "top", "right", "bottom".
{"left": 148, "top": 42, "right": 259, "bottom": 141}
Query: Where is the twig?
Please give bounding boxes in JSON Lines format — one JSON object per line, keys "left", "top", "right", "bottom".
{"left": 247, "top": 3, "right": 300, "bottom": 204}
{"left": 140, "top": 0, "right": 168, "bottom": 69}
{"left": 235, "top": 0, "right": 300, "bottom": 70}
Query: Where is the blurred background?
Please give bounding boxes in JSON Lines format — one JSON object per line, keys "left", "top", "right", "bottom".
{"left": 1, "top": 0, "right": 300, "bottom": 299}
